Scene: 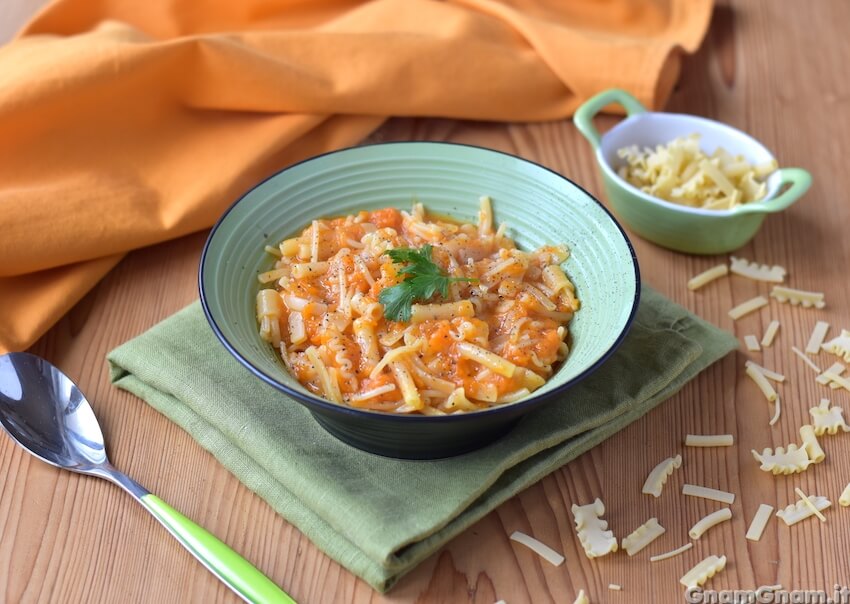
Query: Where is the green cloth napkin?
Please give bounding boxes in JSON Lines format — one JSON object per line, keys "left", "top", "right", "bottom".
{"left": 107, "top": 285, "right": 736, "bottom": 592}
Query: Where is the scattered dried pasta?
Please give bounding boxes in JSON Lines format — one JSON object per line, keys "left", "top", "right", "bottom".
{"left": 650, "top": 542, "right": 693, "bottom": 562}
{"left": 745, "top": 365, "right": 778, "bottom": 401}
{"left": 682, "top": 484, "right": 735, "bottom": 504}
{"left": 824, "top": 371, "right": 850, "bottom": 393}
{"left": 608, "top": 584, "right": 623, "bottom": 591}
{"left": 751, "top": 444, "right": 812, "bottom": 475}
{"left": 729, "top": 256, "right": 786, "bottom": 283}
{"left": 799, "top": 425, "right": 826, "bottom": 463}
{"left": 745, "top": 504, "right": 774, "bottom": 541}
{"left": 761, "top": 320, "right": 780, "bottom": 347}
{"left": 621, "top": 518, "right": 665, "bottom": 556}
{"left": 840, "top": 484, "right": 850, "bottom": 507}
{"left": 805, "top": 321, "right": 830, "bottom": 354}
{"left": 795, "top": 488, "right": 827, "bottom": 522}
{"left": 809, "top": 399, "right": 850, "bottom": 435}
{"left": 571, "top": 499, "right": 618, "bottom": 558}
{"left": 616, "top": 134, "right": 776, "bottom": 209}
{"left": 744, "top": 335, "right": 761, "bottom": 351}
{"left": 822, "top": 330, "right": 850, "bottom": 362}
{"left": 792, "top": 346, "right": 822, "bottom": 374}
{"left": 776, "top": 494, "right": 831, "bottom": 526}
{"left": 680, "top": 555, "right": 727, "bottom": 589}
{"left": 688, "top": 264, "right": 729, "bottom": 290}
{"left": 642, "top": 455, "right": 682, "bottom": 497}
{"left": 745, "top": 361, "right": 785, "bottom": 382}
{"left": 689, "top": 508, "right": 732, "bottom": 540}
{"left": 728, "top": 296, "right": 768, "bottom": 320}
{"left": 685, "top": 434, "right": 734, "bottom": 447}
{"left": 509, "top": 531, "right": 565, "bottom": 566}
{"left": 769, "top": 397, "right": 782, "bottom": 426}
{"left": 817, "top": 362, "right": 846, "bottom": 389}
{"left": 573, "top": 589, "right": 589, "bottom": 604}
{"left": 770, "top": 286, "right": 825, "bottom": 309}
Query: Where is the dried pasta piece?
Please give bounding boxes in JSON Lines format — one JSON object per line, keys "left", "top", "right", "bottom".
{"left": 840, "top": 483, "right": 850, "bottom": 507}
{"left": 571, "top": 499, "right": 618, "bottom": 559}
{"left": 816, "top": 362, "right": 845, "bottom": 388}
{"left": 689, "top": 508, "right": 732, "bottom": 539}
{"left": 685, "top": 434, "right": 734, "bottom": 447}
{"left": 745, "top": 504, "right": 774, "bottom": 541}
{"left": 730, "top": 256, "right": 786, "bottom": 282}
{"left": 770, "top": 286, "right": 826, "bottom": 309}
{"left": 573, "top": 589, "right": 589, "bottom": 604}
{"left": 642, "top": 455, "right": 682, "bottom": 498}
{"left": 688, "top": 264, "right": 729, "bottom": 290}
{"left": 792, "top": 346, "right": 822, "bottom": 374}
{"left": 744, "top": 335, "right": 761, "bottom": 351}
{"left": 761, "top": 320, "right": 780, "bottom": 347}
{"left": 751, "top": 444, "right": 812, "bottom": 475}
{"left": 621, "top": 518, "right": 665, "bottom": 556}
{"left": 799, "top": 425, "right": 825, "bottom": 463}
{"left": 608, "top": 584, "right": 622, "bottom": 591}
{"left": 776, "top": 495, "right": 831, "bottom": 526}
{"left": 680, "top": 555, "right": 727, "bottom": 589}
{"left": 805, "top": 321, "right": 830, "bottom": 354}
{"left": 795, "top": 488, "right": 827, "bottom": 522}
{"left": 728, "top": 296, "right": 768, "bottom": 320}
{"left": 650, "top": 542, "right": 693, "bottom": 562}
{"left": 509, "top": 531, "right": 565, "bottom": 566}
{"left": 745, "top": 365, "right": 778, "bottom": 401}
{"left": 809, "top": 399, "right": 850, "bottom": 435}
{"left": 822, "top": 330, "right": 850, "bottom": 362}
{"left": 745, "top": 361, "right": 785, "bottom": 382}
{"left": 682, "top": 484, "right": 735, "bottom": 504}
{"left": 824, "top": 371, "right": 850, "bottom": 393}
{"left": 769, "top": 398, "right": 781, "bottom": 426}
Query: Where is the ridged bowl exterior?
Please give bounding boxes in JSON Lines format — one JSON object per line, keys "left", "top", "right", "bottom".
{"left": 200, "top": 142, "right": 639, "bottom": 459}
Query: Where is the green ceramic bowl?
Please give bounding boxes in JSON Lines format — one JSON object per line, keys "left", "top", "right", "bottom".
{"left": 200, "top": 142, "right": 639, "bottom": 459}
{"left": 574, "top": 89, "right": 812, "bottom": 254}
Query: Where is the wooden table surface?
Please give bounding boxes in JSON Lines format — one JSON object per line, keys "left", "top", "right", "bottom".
{"left": 3, "top": 1, "right": 850, "bottom": 602}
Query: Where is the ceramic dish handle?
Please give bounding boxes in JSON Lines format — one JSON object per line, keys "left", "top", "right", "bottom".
{"left": 732, "top": 167, "right": 812, "bottom": 214}
{"left": 574, "top": 88, "right": 647, "bottom": 149}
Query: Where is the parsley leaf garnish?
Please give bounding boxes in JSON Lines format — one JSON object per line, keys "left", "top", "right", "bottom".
{"left": 378, "top": 244, "right": 476, "bottom": 322}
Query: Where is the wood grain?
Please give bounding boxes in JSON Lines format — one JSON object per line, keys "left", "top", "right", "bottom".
{"left": 2, "top": 1, "right": 850, "bottom": 602}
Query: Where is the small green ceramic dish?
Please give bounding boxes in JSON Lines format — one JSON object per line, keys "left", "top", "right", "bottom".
{"left": 200, "top": 142, "right": 639, "bottom": 459}
{"left": 574, "top": 88, "right": 812, "bottom": 254}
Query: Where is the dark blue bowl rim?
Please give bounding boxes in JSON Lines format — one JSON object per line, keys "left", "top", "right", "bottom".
{"left": 199, "top": 141, "right": 641, "bottom": 424}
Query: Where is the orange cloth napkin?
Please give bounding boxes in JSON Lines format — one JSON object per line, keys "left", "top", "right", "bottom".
{"left": 0, "top": 0, "right": 713, "bottom": 352}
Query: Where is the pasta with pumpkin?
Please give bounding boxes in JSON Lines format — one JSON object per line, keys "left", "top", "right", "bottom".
{"left": 256, "top": 200, "right": 579, "bottom": 414}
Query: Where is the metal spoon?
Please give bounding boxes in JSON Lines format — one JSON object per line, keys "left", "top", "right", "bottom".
{"left": 0, "top": 352, "right": 295, "bottom": 604}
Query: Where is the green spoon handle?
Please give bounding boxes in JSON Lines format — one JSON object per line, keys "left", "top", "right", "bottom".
{"left": 140, "top": 494, "right": 296, "bottom": 604}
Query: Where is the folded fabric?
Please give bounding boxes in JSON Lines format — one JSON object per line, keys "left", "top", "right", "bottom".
{"left": 0, "top": 0, "right": 714, "bottom": 352}
{"left": 107, "top": 285, "right": 736, "bottom": 591}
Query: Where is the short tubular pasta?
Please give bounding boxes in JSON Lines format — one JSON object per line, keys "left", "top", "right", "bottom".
{"left": 745, "top": 504, "right": 774, "bottom": 541}
{"left": 621, "top": 518, "right": 665, "bottom": 556}
{"left": 806, "top": 321, "right": 830, "bottom": 354}
{"left": 728, "top": 296, "right": 768, "bottom": 320}
{"left": 689, "top": 508, "right": 732, "bottom": 540}
{"left": 745, "top": 365, "right": 778, "bottom": 401}
{"left": 799, "top": 425, "right": 825, "bottom": 463}
{"left": 642, "top": 454, "right": 682, "bottom": 498}
{"left": 744, "top": 335, "right": 761, "bottom": 351}
{"left": 744, "top": 361, "right": 785, "bottom": 382}
{"left": 687, "top": 264, "right": 728, "bottom": 290}
{"left": 257, "top": 201, "right": 579, "bottom": 413}
{"left": 761, "top": 320, "right": 780, "bottom": 347}
{"left": 685, "top": 434, "right": 734, "bottom": 447}
{"left": 840, "top": 484, "right": 850, "bottom": 507}
{"left": 509, "top": 531, "right": 565, "bottom": 566}
{"left": 816, "top": 362, "right": 846, "bottom": 388}
{"left": 682, "top": 484, "right": 735, "bottom": 504}
{"left": 571, "top": 498, "right": 618, "bottom": 558}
